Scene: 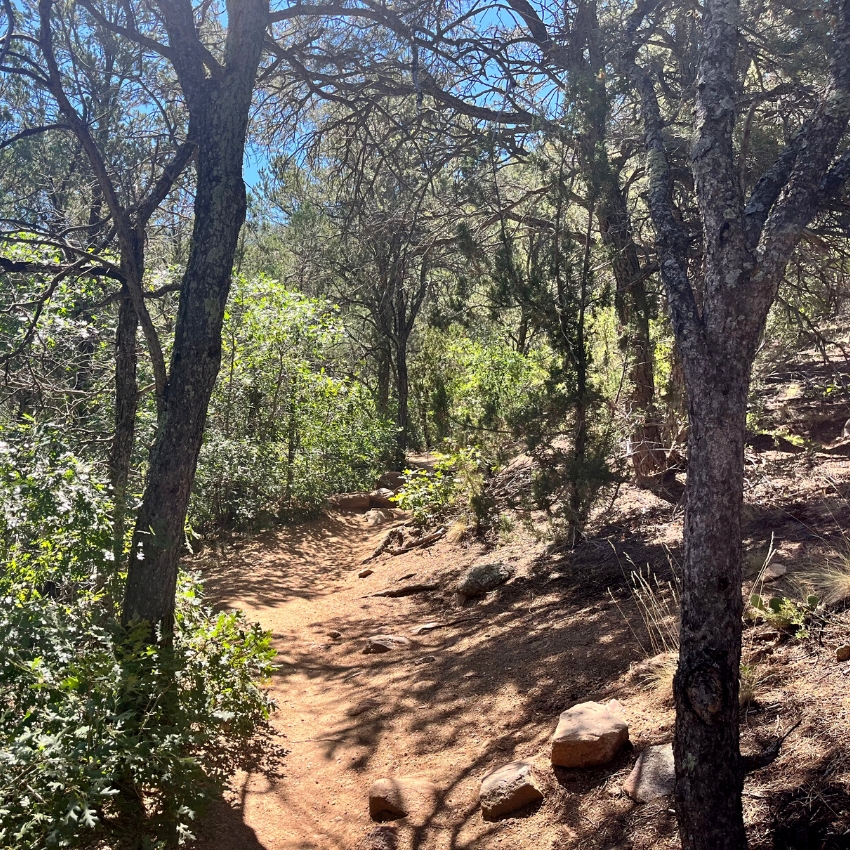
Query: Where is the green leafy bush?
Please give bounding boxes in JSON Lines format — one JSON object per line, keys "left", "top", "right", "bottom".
{"left": 747, "top": 592, "right": 820, "bottom": 633}
{"left": 0, "top": 421, "right": 113, "bottom": 596}
{"left": 394, "top": 447, "right": 495, "bottom": 531}
{"left": 0, "top": 576, "right": 275, "bottom": 849}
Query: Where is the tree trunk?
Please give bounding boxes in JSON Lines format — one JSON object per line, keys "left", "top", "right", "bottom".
{"left": 395, "top": 335, "right": 409, "bottom": 463}
{"left": 122, "top": 5, "right": 267, "bottom": 631}
{"left": 673, "top": 361, "right": 749, "bottom": 850}
{"left": 108, "top": 289, "right": 139, "bottom": 571}
{"left": 595, "top": 176, "right": 666, "bottom": 482}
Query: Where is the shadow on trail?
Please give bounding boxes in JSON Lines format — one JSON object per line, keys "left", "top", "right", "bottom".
{"left": 196, "top": 512, "right": 373, "bottom": 609}
{"left": 249, "top": 530, "right": 679, "bottom": 849}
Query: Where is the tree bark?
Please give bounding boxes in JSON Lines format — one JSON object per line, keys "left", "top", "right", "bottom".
{"left": 108, "top": 289, "right": 139, "bottom": 570}
{"left": 673, "top": 362, "right": 749, "bottom": 849}
{"left": 395, "top": 334, "right": 410, "bottom": 462}
{"left": 121, "top": 0, "right": 268, "bottom": 632}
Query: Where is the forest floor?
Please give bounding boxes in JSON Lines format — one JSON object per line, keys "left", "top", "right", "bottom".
{"left": 192, "top": 354, "right": 850, "bottom": 850}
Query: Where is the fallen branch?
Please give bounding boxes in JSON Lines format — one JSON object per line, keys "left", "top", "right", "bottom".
{"left": 387, "top": 527, "right": 445, "bottom": 555}
{"left": 362, "top": 527, "right": 405, "bottom": 563}
{"left": 741, "top": 719, "right": 802, "bottom": 774}
{"left": 370, "top": 582, "right": 440, "bottom": 598}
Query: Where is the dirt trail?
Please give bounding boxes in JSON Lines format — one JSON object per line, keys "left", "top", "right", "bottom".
{"left": 192, "top": 509, "right": 656, "bottom": 850}
{"left": 192, "top": 455, "right": 850, "bottom": 850}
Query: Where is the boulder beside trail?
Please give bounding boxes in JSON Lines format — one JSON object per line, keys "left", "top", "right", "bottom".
{"left": 363, "top": 635, "right": 412, "bottom": 654}
{"left": 331, "top": 492, "right": 371, "bottom": 511}
{"left": 551, "top": 700, "right": 629, "bottom": 768}
{"left": 479, "top": 760, "right": 543, "bottom": 819}
{"left": 376, "top": 471, "right": 407, "bottom": 491}
{"left": 456, "top": 562, "right": 514, "bottom": 598}
{"left": 623, "top": 744, "right": 675, "bottom": 802}
{"left": 368, "top": 777, "right": 439, "bottom": 825}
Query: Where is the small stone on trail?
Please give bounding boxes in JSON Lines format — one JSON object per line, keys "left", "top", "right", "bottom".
{"left": 479, "top": 760, "right": 543, "bottom": 819}
{"left": 369, "top": 488, "right": 396, "bottom": 509}
{"left": 623, "top": 744, "right": 675, "bottom": 802}
{"left": 456, "top": 562, "right": 514, "bottom": 598}
{"left": 358, "top": 825, "right": 398, "bottom": 850}
{"left": 414, "top": 655, "right": 437, "bottom": 665}
{"left": 762, "top": 562, "right": 788, "bottom": 581}
{"left": 359, "top": 568, "right": 374, "bottom": 578}
{"left": 368, "top": 777, "right": 439, "bottom": 825}
{"left": 366, "top": 509, "right": 394, "bottom": 527}
{"left": 327, "top": 630, "right": 342, "bottom": 640}
{"left": 837, "top": 644, "right": 850, "bottom": 662}
{"left": 551, "top": 700, "right": 629, "bottom": 768}
{"left": 410, "top": 622, "right": 442, "bottom": 635}
{"left": 364, "top": 635, "right": 412, "bottom": 654}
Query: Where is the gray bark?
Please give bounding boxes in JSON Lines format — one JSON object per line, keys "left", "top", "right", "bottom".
{"left": 122, "top": 0, "right": 269, "bottom": 632}
{"left": 622, "top": 0, "right": 850, "bottom": 845}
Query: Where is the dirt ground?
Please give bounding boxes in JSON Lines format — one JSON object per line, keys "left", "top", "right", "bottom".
{"left": 191, "top": 355, "right": 850, "bottom": 850}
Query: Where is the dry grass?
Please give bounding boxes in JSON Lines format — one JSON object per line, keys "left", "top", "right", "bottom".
{"left": 446, "top": 518, "right": 467, "bottom": 544}
{"left": 803, "top": 553, "right": 850, "bottom": 605}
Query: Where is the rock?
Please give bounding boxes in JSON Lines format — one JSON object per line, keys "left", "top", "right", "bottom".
{"left": 358, "top": 826, "right": 398, "bottom": 850}
{"left": 414, "top": 655, "right": 437, "bottom": 665}
{"left": 364, "top": 635, "right": 412, "bottom": 654}
{"left": 332, "top": 492, "right": 371, "bottom": 511}
{"left": 327, "top": 630, "right": 342, "bottom": 640}
{"left": 358, "top": 568, "right": 374, "bottom": 578}
{"left": 410, "top": 622, "right": 442, "bottom": 635}
{"left": 370, "top": 488, "right": 396, "bottom": 509}
{"left": 762, "top": 562, "right": 788, "bottom": 581}
{"left": 551, "top": 700, "right": 629, "bottom": 768}
{"left": 623, "top": 744, "right": 675, "bottom": 802}
{"left": 376, "top": 471, "right": 407, "bottom": 491}
{"left": 368, "top": 777, "right": 439, "bottom": 824}
{"left": 837, "top": 644, "right": 850, "bottom": 662}
{"left": 366, "top": 508, "right": 394, "bottom": 526}
{"left": 479, "top": 760, "right": 543, "bottom": 819}
{"left": 456, "top": 562, "right": 514, "bottom": 598}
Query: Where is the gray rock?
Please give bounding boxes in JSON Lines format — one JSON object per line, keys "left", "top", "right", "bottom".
{"left": 551, "top": 700, "right": 629, "bottom": 768}
{"left": 368, "top": 777, "right": 439, "bottom": 825}
{"left": 376, "top": 471, "right": 407, "bottom": 491}
{"left": 363, "top": 635, "right": 412, "bottom": 654}
{"left": 623, "top": 744, "right": 675, "bottom": 802}
{"left": 370, "top": 488, "right": 396, "bottom": 508}
{"left": 366, "top": 508, "right": 394, "bottom": 526}
{"left": 479, "top": 760, "right": 543, "bottom": 819}
{"left": 410, "top": 622, "right": 442, "bottom": 635}
{"left": 359, "top": 826, "right": 398, "bottom": 850}
{"left": 456, "top": 562, "right": 514, "bottom": 598}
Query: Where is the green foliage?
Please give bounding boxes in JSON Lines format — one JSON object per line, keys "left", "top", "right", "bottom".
{"left": 747, "top": 592, "right": 820, "bottom": 633}
{"left": 412, "top": 324, "right": 551, "bottom": 448}
{"left": 393, "top": 457, "right": 457, "bottom": 527}
{"left": 194, "top": 277, "right": 395, "bottom": 529}
{"left": 0, "top": 421, "right": 113, "bottom": 596}
{"left": 394, "top": 447, "right": 495, "bottom": 531}
{"left": 0, "top": 576, "right": 275, "bottom": 849}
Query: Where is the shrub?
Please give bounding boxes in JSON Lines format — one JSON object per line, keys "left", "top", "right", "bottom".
{"left": 0, "top": 421, "right": 113, "bottom": 596}
{"left": 0, "top": 576, "right": 275, "bottom": 849}
{"left": 393, "top": 447, "right": 495, "bottom": 531}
